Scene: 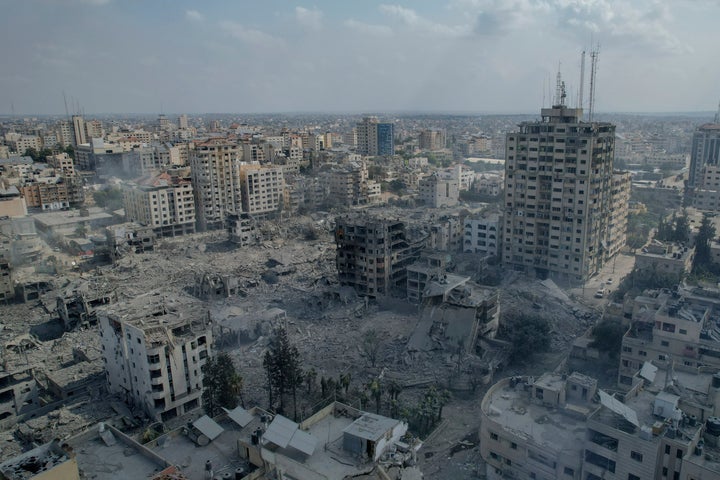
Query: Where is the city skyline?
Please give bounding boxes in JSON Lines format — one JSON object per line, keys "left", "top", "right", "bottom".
{"left": 1, "top": 0, "right": 719, "bottom": 115}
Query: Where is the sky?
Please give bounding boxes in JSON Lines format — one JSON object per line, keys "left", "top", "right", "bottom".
{"left": 1, "top": 0, "right": 719, "bottom": 115}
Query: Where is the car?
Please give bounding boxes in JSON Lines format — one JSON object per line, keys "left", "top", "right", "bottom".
{"left": 595, "top": 288, "right": 605, "bottom": 298}
{"left": 607, "top": 278, "right": 613, "bottom": 284}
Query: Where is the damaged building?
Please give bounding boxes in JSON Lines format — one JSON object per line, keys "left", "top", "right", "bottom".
{"left": 56, "top": 278, "right": 116, "bottom": 331}
{"left": 97, "top": 293, "right": 212, "bottom": 422}
{"left": 334, "top": 214, "right": 426, "bottom": 296}
{"left": 105, "top": 223, "right": 155, "bottom": 262}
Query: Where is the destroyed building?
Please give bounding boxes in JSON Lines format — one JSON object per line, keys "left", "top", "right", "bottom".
{"left": 0, "top": 366, "right": 39, "bottom": 425}
{"left": 0, "top": 256, "right": 13, "bottom": 302}
{"left": 335, "top": 214, "right": 426, "bottom": 296}
{"left": 97, "top": 293, "right": 212, "bottom": 422}
{"left": 105, "top": 222, "right": 155, "bottom": 261}
{"left": 227, "top": 212, "right": 259, "bottom": 246}
{"left": 56, "top": 277, "right": 116, "bottom": 331}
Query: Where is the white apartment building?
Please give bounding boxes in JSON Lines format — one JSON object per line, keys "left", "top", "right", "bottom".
{"left": 190, "top": 139, "right": 243, "bottom": 230}
{"left": 503, "top": 104, "right": 630, "bottom": 283}
{"left": 239, "top": 164, "right": 285, "bottom": 217}
{"left": 123, "top": 172, "right": 196, "bottom": 237}
{"left": 419, "top": 172, "right": 459, "bottom": 208}
{"left": 464, "top": 212, "right": 501, "bottom": 256}
{"left": 98, "top": 295, "right": 212, "bottom": 422}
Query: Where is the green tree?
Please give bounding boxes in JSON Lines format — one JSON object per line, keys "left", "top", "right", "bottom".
{"left": 693, "top": 214, "right": 717, "bottom": 275}
{"left": 263, "top": 327, "right": 303, "bottom": 419}
{"left": 23, "top": 148, "right": 40, "bottom": 161}
{"left": 368, "top": 378, "right": 383, "bottom": 414}
{"left": 589, "top": 319, "right": 627, "bottom": 360}
{"left": 93, "top": 187, "right": 124, "bottom": 211}
{"left": 499, "top": 314, "right": 551, "bottom": 364}
{"left": 202, "top": 352, "right": 244, "bottom": 417}
{"left": 74, "top": 222, "right": 88, "bottom": 238}
{"left": 672, "top": 212, "right": 690, "bottom": 243}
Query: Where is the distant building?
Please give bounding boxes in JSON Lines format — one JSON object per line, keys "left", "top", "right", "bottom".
{"left": 98, "top": 295, "right": 212, "bottom": 422}
{"left": 122, "top": 172, "right": 196, "bottom": 237}
{"left": 634, "top": 240, "right": 694, "bottom": 277}
{"left": 45, "top": 152, "right": 75, "bottom": 176}
{"left": 419, "top": 172, "right": 459, "bottom": 208}
{"left": 688, "top": 123, "right": 720, "bottom": 188}
{"left": 356, "top": 117, "right": 394, "bottom": 156}
{"left": 239, "top": 164, "right": 284, "bottom": 217}
{"left": 72, "top": 115, "right": 87, "bottom": 146}
{"left": 190, "top": 138, "right": 243, "bottom": 230}
{"left": 419, "top": 129, "right": 446, "bottom": 151}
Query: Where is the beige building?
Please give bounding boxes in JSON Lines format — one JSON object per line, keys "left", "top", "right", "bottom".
{"left": 72, "top": 115, "right": 87, "bottom": 146}
{"left": 0, "top": 185, "right": 27, "bottom": 217}
{"left": 45, "top": 152, "right": 75, "bottom": 176}
{"left": 634, "top": 241, "right": 694, "bottom": 278}
{"left": 502, "top": 104, "right": 630, "bottom": 284}
{"left": 122, "top": 172, "right": 196, "bottom": 237}
{"left": 21, "top": 176, "right": 84, "bottom": 210}
{"left": 98, "top": 295, "right": 212, "bottom": 422}
{"left": 419, "top": 129, "right": 446, "bottom": 151}
{"left": 464, "top": 212, "right": 501, "bottom": 256}
{"left": 189, "top": 138, "right": 243, "bottom": 230}
{"left": 0, "top": 256, "right": 13, "bottom": 302}
{"left": 239, "top": 164, "right": 284, "bottom": 217}
{"left": 419, "top": 172, "right": 459, "bottom": 208}
{"left": 327, "top": 162, "right": 380, "bottom": 207}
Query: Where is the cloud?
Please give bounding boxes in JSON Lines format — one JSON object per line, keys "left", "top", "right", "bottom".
{"left": 343, "top": 19, "right": 394, "bottom": 37}
{"left": 379, "top": 4, "right": 471, "bottom": 37}
{"left": 219, "top": 21, "right": 285, "bottom": 48}
{"left": 185, "top": 9, "right": 204, "bottom": 22}
{"left": 295, "top": 6, "right": 323, "bottom": 30}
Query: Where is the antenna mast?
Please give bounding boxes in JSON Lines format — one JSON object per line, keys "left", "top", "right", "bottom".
{"left": 714, "top": 100, "right": 720, "bottom": 123}
{"left": 578, "top": 50, "right": 586, "bottom": 114}
{"left": 554, "top": 63, "right": 563, "bottom": 106}
{"left": 63, "top": 92, "right": 70, "bottom": 120}
{"left": 588, "top": 45, "right": 600, "bottom": 122}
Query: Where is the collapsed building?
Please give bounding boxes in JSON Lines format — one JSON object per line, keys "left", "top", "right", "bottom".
{"left": 97, "top": 293, "right": 212, "bottom": 422}
{"left": 105, "top": 223, "right": 155, "bottom": 262}
{"left": 55, "top": 277, "right": 117, "bottom": 331}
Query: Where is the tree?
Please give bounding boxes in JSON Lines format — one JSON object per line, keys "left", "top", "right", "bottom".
{"left": 361, "top": 329, "right": 382, "bottom": 367}
{"left": 499, "top": 314, "right": 551, "bottom": 364}
{"left": 368, "top": 378, "right": 383, "bottom": 414}
{"left": 672, "top": 212, "right": 690, "bottom": 243}
{"left": 589, "top": 319, "right": 627, "bottom": 360}
{"left": 93, "top": 187, "right": 124, "bottom": 211}
{"left": 202, "top": 352, "right": 244, "bottom": 417}
{"left": 263, "top": 327, "right": 303, "bottom": 419}
{"left": 74, "top": 222, "right": 88, "bottom": 238}
{"left": 693, "top": 213, "right": 717, "bottom": 275}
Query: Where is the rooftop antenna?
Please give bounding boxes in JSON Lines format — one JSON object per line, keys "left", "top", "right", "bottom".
{"left": 542, "top": 76, "right": 546, "bottom": 108}
{"left": 555, "top": 64, "right": 562, "bottom": 106}
{"left": 63, "top": 92, "right": 70, "bottom": 120}
{"left": 588, "top": 45, "right": 600, "bottom": 122}
{"left": 578, "top": 49, "right": 586, "bottom": 114}
{"left": 714, "top": 100, "right": 720, "bottom": 123}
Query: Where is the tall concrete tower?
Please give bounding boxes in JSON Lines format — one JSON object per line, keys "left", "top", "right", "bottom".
{"left": 502, "top": 104, "right": 630, "bottom": 284}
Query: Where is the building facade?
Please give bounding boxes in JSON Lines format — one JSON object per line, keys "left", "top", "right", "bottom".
{"left": 502, "top": 105, "right": 629, "bottom": 283}
{"left": 189, "top": 139, "right": 243, "bottom": 230}
{"left": 98, "top": 296, "right": 212, "bottom": 422}
{"left": 464, "top": 212, "right": 501, "bottom": 256}
{"left": 688, "top": 123, "right": 720, "bottom": 188}
{"left": 122, "top": 172, "right": 196, "bottom": 237}
{"left": 239, "top": 164, "right": 284, "bottom": 217}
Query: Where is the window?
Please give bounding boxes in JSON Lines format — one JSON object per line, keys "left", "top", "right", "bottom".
{"left": 511, "top": 442, "right": 517, "bottom": 450}
{"left": 661, "top": 341, "right": 669, "bottom": 347}
{"left": 490, "top": 432, "right": 498, "bottom": 441}
{"left": 564, "top": 467, "right": 574, "bottom": 476}
{"left": 628, "top": 475, "right": 640, "bottom": 480}
{"left": 631, "top": 451, "right": 643, "bottom": 462}
{"left": 665, "top": 445, "right": 671, "bottom": 454}
{"left": 679, "top": 329, "right": 687, "bottom": 335}
{"left": 676, "top": 449, "right": 683, "bottom": 459}
{"left": 662, "top": 467, "right": 668, "bottom": 476}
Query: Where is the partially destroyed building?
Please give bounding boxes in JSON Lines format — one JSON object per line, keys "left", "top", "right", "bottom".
{"left": 56, "top": 277, "right": 116, "bottom": 330}
{"left": 105, "top": 223, "right": 155, "bottom": 261}
{"left": 335, "top": 214, "right": 425, "bottom": 296}
{"left": 0, "top": 256, "right": 13, "bottom": 302}
{"left": 97, "top": 294, "right": 212, "bottom": 421}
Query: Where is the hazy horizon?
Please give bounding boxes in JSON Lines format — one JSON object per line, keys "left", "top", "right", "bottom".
{"left": 1, "top": 0, "right": 718, "bottom": 115}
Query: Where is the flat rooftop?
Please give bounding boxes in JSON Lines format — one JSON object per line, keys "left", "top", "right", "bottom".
{"left": 98, "top": 291, "right": 207, "bottom": 333}
{"left": 32, "top": 207, "right": 113, "bottom": 228}
{"left": 483, "top": 380, "right": 588, "bottom": 455}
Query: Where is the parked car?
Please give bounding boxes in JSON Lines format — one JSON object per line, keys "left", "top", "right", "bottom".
{"left": 595, "top": 288, "right": 606, "bottom": 298}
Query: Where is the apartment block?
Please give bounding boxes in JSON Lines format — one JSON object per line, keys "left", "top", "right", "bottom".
{"left": 98, "top": 295, "right": 212, "bottom": 422}
{"left": 239, "top": 164, "right": 284, "bottom": 217}
{"left": 327, "top": 162, "right": 380, "bottom": 207}
{"left": 688, "top": 123, "right": 720, "bottom": 188}
{"left": 419, "top": 129, "right": 446, "bottom": 151}
{"left": 356, "top": 117, "right": 394, "bottom": 156}
{"left": 502, "top": 104, "right": 629, "bottom": 283}
{"left": 618, "top": 287, "right": 720, "bottom": 388}
{"left": 464, "top": 212, "right": 501, "bottom": 256}
{"left": 72, "top": 115, "right": 87, "bottom": 146}
{"left": 419, "top": 172, "right": 459, "bottom": 208}
{"left": 21, "top": 176, "right": 84, "bottom": 210}
{"left": 334, "top": 214, "right": 424, "bottom": 296}
{"left": 634, "top": 241, "right": 694, "bottom": 277}
{"left": 122, "top": 172, "right": 196, "bottom": 237}
{"left": 189, "top": 139, "right": 243, "bottom": 230}
{"left": 45, "top": 152, "right": 75, "bottom": 176}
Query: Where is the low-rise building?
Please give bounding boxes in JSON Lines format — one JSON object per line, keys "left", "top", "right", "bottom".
{"left": 419, "top": 172, "right": 459, "bottom": 208}
{"left": 634, "top": 241, "right": 694, "bottom": 278}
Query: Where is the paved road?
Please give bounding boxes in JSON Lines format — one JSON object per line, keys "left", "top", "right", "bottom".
{"left": 567, "top": 252, "right": 636, "bottom": 307}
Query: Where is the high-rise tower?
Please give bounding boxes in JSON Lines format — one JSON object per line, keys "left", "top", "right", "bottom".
{"left": 502, "top": 102, "right": 629, "bottom": 284}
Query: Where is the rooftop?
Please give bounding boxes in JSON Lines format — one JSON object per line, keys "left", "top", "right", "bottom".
{"left": 482, "top": 378, "right": 589, "bottom": 455}
{"left": 32, "top": 207, "right": 113, "bottom": 228}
